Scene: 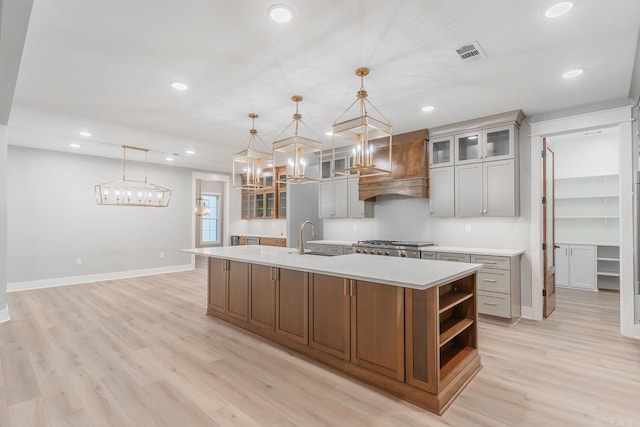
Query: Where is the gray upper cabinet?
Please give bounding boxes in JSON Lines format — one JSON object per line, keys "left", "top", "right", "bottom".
{"left": 429, "top": 110, "right": 524, "bottom": 218}
{"left": 483, "top": 125, "right": 515, "bottom": 161}
{"left": 455, "top": 163, "right": 484, "bottom": 217}
{"left": 429, "top": 136, "right": 454, "bottom": 168}
{"left": 454, "top": 130, "right": 483, "bottom": 165}
{"left": 429, "top": 167, "right": 455, "bottom": 217}
{"left": 320, "top": 177, "right": 372, "bottom": 219}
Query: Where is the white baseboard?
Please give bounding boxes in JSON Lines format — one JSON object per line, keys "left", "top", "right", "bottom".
{"left": 7, "top": 264, "right": 194, "bottom": 292}
{"left": 0, "top": 305, "right": 9, "bottom": 323}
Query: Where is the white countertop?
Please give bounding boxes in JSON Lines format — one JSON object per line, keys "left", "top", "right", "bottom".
{"left": 423, "top": 246, "right": 524, "bottom": 257}
{"left": 308, "top": 240, "right": 356, "bottom": 246}
{"left": 182, "top": 246, "right": 481, "bottom": 290}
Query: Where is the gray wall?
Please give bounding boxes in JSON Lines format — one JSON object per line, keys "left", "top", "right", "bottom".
{"left": 7, "top": 146, "right": 193, "bottom": 283}
{"left": 0, "top": 125, "right": 7, "bottom": 310}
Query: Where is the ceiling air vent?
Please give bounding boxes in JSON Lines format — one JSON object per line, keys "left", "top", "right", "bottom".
{"left": 456, "top": 41, "right": 486, "bottom": 62}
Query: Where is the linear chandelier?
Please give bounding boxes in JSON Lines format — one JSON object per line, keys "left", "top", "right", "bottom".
{"left": 273, "top": 95, "right": 323, "bottom": 184}
{"left": 94, "top": 145, "right": 171, "bottom": 207}
{"left": 331, "top": 67, "right": 393, "bottom": 176}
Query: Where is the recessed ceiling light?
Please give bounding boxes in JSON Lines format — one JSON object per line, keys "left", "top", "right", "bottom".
{"left": 325, "top": 131, "right": 333, "bottom": 136}
{"left": 79, "top": 131, "right": 92, "bottom": 137}
{"left": 185, "top": 150, "right": 195, "bottom": 155}
{"left": 562, "top": 68, "right": 583, "bottom": 78}
{"left": 171, "top": 81, "right": 188, "bottom": 90}
{"left": 166, "top": 157, "right": 175, "bottom": 162}
{"left": 545, "top": 2, "right": 573, "bottom": 18}
{"left": 268, "top": 5, "right": 293, "bottom": 23}
{"left": 421, "top": 105, "right": 435, "bottom": 112}
{"left": 69, "top": 143, "right": 80, "bottom": 148}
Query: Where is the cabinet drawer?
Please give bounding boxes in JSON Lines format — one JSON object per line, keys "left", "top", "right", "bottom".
{"left": 478, "top": 268, "right": 510, "bottom": 293}
{"left": 308, "top": 244, "right": 325, "bottom": 254}
{"left": 325, "top": 245, "right": 345, "bottom": 256}
{"left": 478, "top": 291, "right": 510, "bottom": 318}
{"left": 260, "top": 237, "right": 276, "bottom": 246}
{"left": 344, "top": 246, "right": 355, "bottom": 254}
{"left": 421, "top": 251, "right": 437, "bottom": 260}
{"left": 437, "top": 252, "right": 471, "bottom": 263}
{"left": 471, "top": 254, "right": 510, "bottom": 270}
{"left": 274, "top": 239, "right": 287, "bottom": 247}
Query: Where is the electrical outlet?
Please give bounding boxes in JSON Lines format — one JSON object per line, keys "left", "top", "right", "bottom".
{"left": 160, "top": 252, "right": 165, "bottom": 258}
{"left": 465, "top": 224, "right": 472, "bottom": 233}
{"left": 76, "top": 258, "right": 82, "bottom": 265}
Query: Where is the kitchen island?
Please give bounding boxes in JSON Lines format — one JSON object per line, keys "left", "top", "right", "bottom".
{"left": 183, "top": 246, "right": 482, "bottom": 415}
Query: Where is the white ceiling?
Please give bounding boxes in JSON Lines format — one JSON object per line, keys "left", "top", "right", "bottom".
{"left": 7, "top": 0, "right": 640, "bottom": 172}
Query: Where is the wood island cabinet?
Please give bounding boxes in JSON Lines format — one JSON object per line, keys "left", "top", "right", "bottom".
{"left": 204, "top": 257, "right": 480, "bottom": 415}
{"left": 226, "top": 261, "right": 249, "bottom": 321}
{"left": 309, "top": 274, "right": 350, "bottom": 360}
{"left": 276, "top": 269, "right": 309, "bottom": 345}
{"left": 350, "top": 280, "right": 405, "bottom": 380}
{"left": 249, "top": 264, "right": 276, "bottom": 331}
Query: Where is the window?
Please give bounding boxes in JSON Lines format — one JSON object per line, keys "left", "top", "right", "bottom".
{"left": 199, "top": 193, "right": 221, "bottom": 245}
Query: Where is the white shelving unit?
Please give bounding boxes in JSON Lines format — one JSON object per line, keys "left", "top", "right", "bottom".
{"left": 554, "top": 174, "right": 620, "bottom": 290}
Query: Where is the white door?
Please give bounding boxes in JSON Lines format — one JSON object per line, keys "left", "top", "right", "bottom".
{"left": 455, "top": 163, "right": 483, "bottom": 217}
{"left": 319, "top": 181, "right": 334, "bottom": 218}
{"left": 483, "top": 159, "right": 516, "bottom": 216}
{"left": 429, "top": 167, "right": 454, "bottom": 217}
{"left": 569, "top": 245, "right": 597, "bottom": 290}
{"left": 555, "top": 244, "right": 569, "bottom": 288}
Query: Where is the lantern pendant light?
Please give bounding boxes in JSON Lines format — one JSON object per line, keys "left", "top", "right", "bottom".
{"left": 331, "top": 67, "right": 392, "bottom": 177}
{"left": 232, "top": 113, "right": 274, "bottom": 190}
{"left": 272, "top": 95, "right": 323, "bottom": 184}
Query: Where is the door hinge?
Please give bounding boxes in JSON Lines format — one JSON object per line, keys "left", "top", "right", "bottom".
{"left": 542, "top": 243, "right": 547, "bottom": 251}
{"left": 541, "top": 150, "right": 546, "bottom": 158}
{"left": 542, "top": 289, "right": 547, "bottom": 297}
{"left": 542, "top": 196, "right": 546, "bottom": 204}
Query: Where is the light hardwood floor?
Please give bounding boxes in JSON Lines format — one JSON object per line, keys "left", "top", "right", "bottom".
{"left": 1, "top": 260, "right": 639, "bottom": 426}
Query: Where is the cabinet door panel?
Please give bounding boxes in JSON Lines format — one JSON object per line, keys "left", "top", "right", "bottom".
{"left": 227, "top": 261, "right": 249, "bottom": 321}
{"left": 429, "top": 136, "right": 454, "bottom": 168}
{"left": 333, "top": 179, "right": 349, "bottom": 218}
{"left": 555, "top": 245, "right": 569, "bottom": 288}
{"left": 276, "top": 269, "right": 309, "bottom": 344}
{"left": 455, "top": 163, "right": 483, "bottom": 217}
{"left": 319, "top": 181, "right": 334, "bottom": 218}
{"left": 455, "top": 131, "right": 482, "bottom": 165}
{"left": 351, "top": 281, "right": 404, "bottom": 380}
{"left": 208, "top": 258, "right": 227, "bottom": 314}
{"left": 249, "top": 264, "right": 276, "bottom": 331}
{"left": 348, "top": 178, "right": 364, "bottom": 218}
{"left": 569, "top": 245, "right": 596, "bottom": 290}
{"left": 483, "top": 159, "right": 516, "bottom": 217}
{"left": 483, "top": 125, "right": 514, "bottom": 161}
{"left": 429, "top": 167, "right": 454, "bottom": 217}
{"left": 309, "top": 274, "right": 350, "bottom": 359}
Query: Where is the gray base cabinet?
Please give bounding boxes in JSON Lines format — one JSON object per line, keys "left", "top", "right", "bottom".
{"left": 423, "top": 250, "right": 522, "bottom": 324}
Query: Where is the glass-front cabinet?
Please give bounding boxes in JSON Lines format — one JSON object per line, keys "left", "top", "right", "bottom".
{"left": 454, "top": 125, "right": 515, "bottom": 165}
{"left": 454, "top": 131, "right": 482, "bottom": 165}
{"left": 483, "top": 125, "right": 515, "bottom": 161}
{"left": 241, "top": 191, "right": 251, "bottom": 219}
{"left": 265, "top": 192, "right": 275, "bottom": 218}
{"left": 429, "top": 136, "right": 454, "bottom": 168}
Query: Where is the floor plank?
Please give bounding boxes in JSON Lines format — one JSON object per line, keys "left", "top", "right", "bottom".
{"left": 1, "top": 267, "right": 639, "bottom": 426}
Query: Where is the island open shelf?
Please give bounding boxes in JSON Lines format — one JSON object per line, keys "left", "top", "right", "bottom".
{"left": 183, "top": 246, "right": 482, "bottom": 415}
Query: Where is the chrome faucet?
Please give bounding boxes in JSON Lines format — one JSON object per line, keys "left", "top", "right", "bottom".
{"left": 298, "top": 220, "right": 318, "bottom": 255}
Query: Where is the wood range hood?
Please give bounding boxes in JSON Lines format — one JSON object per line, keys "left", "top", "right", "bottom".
{"left": 358, "top": 128, "right": 429, "bottom": 201}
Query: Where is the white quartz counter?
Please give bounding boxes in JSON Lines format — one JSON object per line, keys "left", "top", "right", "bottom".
{"left": 183, "top": 246, "right": 481, "bottom": 290}
{"left": 423, "top": 246, "right": 524, "bottom": 257}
